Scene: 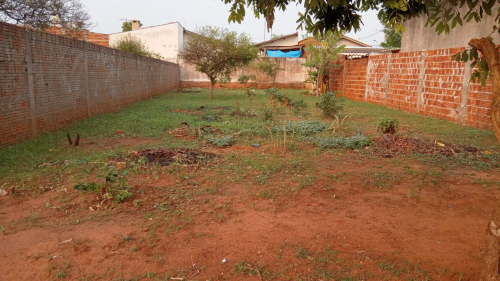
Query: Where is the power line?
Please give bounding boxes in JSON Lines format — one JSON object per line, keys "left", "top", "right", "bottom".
{"left": 357, "top": 29, "right": 384, "bottom": 40}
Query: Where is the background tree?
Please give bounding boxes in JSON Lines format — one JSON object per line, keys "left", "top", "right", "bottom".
{"left": 180, "top": 26, "right": 257, "bottom": 99}
{"left": 302, "top": 32, "right": 345, "bottom": 96}
{"left": 111, "top": 34, "right": 163, "bottom": 59}
{"left": 380, "top": 27, "right": 401, "bottom": 49}
{"left": 0, "top": 0, "right": 92, "bottom": 32}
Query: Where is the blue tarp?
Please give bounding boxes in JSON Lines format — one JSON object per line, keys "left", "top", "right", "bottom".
{"left": 266, "top": 50, "right": 302, "bottom": 58}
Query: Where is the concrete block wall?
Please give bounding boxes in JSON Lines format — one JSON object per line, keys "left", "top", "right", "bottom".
{"left": 0, "top": 22, "right": 180, "bottom": 147}
{"left": 180, "top": 57, "right": 312, "bottom": 90}
{"left": 331, "top": 47, "right": 492, "bottom": 130}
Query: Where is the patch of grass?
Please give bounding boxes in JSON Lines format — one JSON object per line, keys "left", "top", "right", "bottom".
{"left": 377, "top": 262, "right": 403, "bottom": 278}
{"left": 362, "top": 171, "right": 401, "bottom": 189}
{"left": 55, "top": 269, "right": 67, "bottom": 279}
{"left": 232, "top": 261, "right": 274, "bottom": 279}
{"left": 259, "top": 188, "right": 276, "bottom": 199}
{"left": 471, "top": 178, "right": 500, "bottom": 187}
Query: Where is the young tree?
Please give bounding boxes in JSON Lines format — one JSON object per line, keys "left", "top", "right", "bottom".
{"left": 111, "top": 34, "right": 162, "bottom": 59}
{"left": 0, "top": 0, "right": 92, "bottom": 32}
{"left": 180, "top": 26, "right": 258, "bottom": 99}
{"left": 380, "top": 27, "right": 402, "bottom": 49}
{"left": 302, "top": 32, "right": 345, "bottom": 96}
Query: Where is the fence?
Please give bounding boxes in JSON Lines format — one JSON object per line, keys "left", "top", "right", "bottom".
{"left": 330, "top": 48, "right": 492, "bottom": 130}
{"left": 0, "top": 22, "right": 180, "bottom": 147}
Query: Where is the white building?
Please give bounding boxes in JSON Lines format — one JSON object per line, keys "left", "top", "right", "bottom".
{"left": 109, "top": 20, "right": 196, "bottom": 63}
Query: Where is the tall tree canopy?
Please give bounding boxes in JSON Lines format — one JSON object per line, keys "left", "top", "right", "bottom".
{"left": 180, "top": 26, "right": 258, "bottom": 99}
{"left": 0, "top": 0, "right": 92, "bottom": 31}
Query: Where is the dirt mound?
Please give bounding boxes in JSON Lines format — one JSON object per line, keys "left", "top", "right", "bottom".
{"left": 130, "top": 148, "right": 216, "bottom": 166}
{"left": 371, "top": 134, "right": 479, "bottom": 157}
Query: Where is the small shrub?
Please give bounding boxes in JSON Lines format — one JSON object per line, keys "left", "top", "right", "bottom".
{"left": 74, "top": 168, "right": 133, "bottom": 203}
{"left": 273, "top": 121, "right": 327, "bottom": 136}
{"left": 316, "top": 91, "right": 345, "bottom": 119}
{"left": 204, "top": 135, "right": 235, "bottom": 147}
{"left": 237, "top": 74, "right": 256, "bottom": 85}
{"left": 377, "top": 118, "right": 399, "bottom": 134}
{"left": 305, "top": 133, "right": 371, "bottom": 149}
{"left": 111, "top": 34, "right": 163, "bottom": 59}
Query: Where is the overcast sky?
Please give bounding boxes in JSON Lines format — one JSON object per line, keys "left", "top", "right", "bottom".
{"left": 83, "top": 0, "right": 385, "bottom": 46}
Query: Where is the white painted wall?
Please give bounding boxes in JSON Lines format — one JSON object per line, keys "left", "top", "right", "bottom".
{"left": 257, "top": 35, "right": 298, "bottom": 48}
{"left": 109, "top": 22, "right": 182, "bottom": 63}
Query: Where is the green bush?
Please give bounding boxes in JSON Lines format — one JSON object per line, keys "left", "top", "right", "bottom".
{"left": 316, "top": 91, "right": 345, "bottom": 118}
{"left": 110, "top": 34, "right": 163, "bottom": 59}
{"left": 305, "top": 133, "right": 371, "bottom": 149}
{"left": 274, "top": 120, "right": 327, "bottom": 136}
{"left": 237, "top": 74, "right": 256, "bottom": 85}
{"left": 377, "top": 118, "right": 399, "bottom": 134}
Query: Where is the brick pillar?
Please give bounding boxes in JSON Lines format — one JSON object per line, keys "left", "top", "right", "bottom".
{"left": 416, "top": 51, "right": 427, "bottom": 112}
{"left": 24, "top": 28, "right": 37, "bottom": 137}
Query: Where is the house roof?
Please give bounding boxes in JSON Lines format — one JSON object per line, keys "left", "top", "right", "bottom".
{"left": 298, "top": 35, "right": 371, "bottom": 47}
{"left": 255, "top": 32, "right": 298, "bottom": 47}
{"left": 339, "top": 36, "right": 371, "bottom": 47}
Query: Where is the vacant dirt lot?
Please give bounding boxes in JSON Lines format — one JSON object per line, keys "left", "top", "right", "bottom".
{"left": 1, "top": 89, "right": 499, "bottom": 280}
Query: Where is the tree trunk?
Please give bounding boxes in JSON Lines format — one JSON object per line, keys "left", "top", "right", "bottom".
{"left": 481, "top": 221, "right": 500, "bottom": 281}
{"left": 316, "top": 70, "right": 322, "bottom": 97}
{"left": 209, "top": 82, "right": 214, "bottom": 100}
{"left": 469, "top": 38, "right": 500, "bottom": 146}
{"left": 469, "top": 37, "right": 500, "bottom": 281}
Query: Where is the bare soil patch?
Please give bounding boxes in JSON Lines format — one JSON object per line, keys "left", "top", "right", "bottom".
{"left": 129, "top": 148, "right": 217, "bottom": 166}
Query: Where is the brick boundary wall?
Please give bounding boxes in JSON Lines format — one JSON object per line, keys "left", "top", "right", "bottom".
{"left": 0, "top": 22, "right": 180, "bottom": 147}
{"left": 330, "top": 48, "right": 492, "bottom": 130}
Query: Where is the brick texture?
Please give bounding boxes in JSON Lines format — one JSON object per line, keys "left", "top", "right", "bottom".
{"left": 0, "top": 22, "right": 179, "bottom": 147}
{"left": 330, "top": 48, "right": 493, "bottom": 130}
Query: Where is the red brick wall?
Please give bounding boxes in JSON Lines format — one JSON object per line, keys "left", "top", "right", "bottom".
{"left": 0, "top": 22, "right": 179, "bottom": 147}
{"left": 331, "top": 48, "right": 493, "bottom": 130}
{"left": 342, "top": 58, "right": 368, "bottom": 101}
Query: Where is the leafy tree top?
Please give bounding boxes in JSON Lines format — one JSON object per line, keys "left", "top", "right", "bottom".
{"left": 380, "top": 27, "right": 401, "bottom": 49}
{"left": 223, "top": 0, "right": 499, "bottom": 37}
{"left": 180, "top": 26, "right": 258, "bottom": 84}
{"left": 0, "top": 0, "right": 92, "bottom": 32}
